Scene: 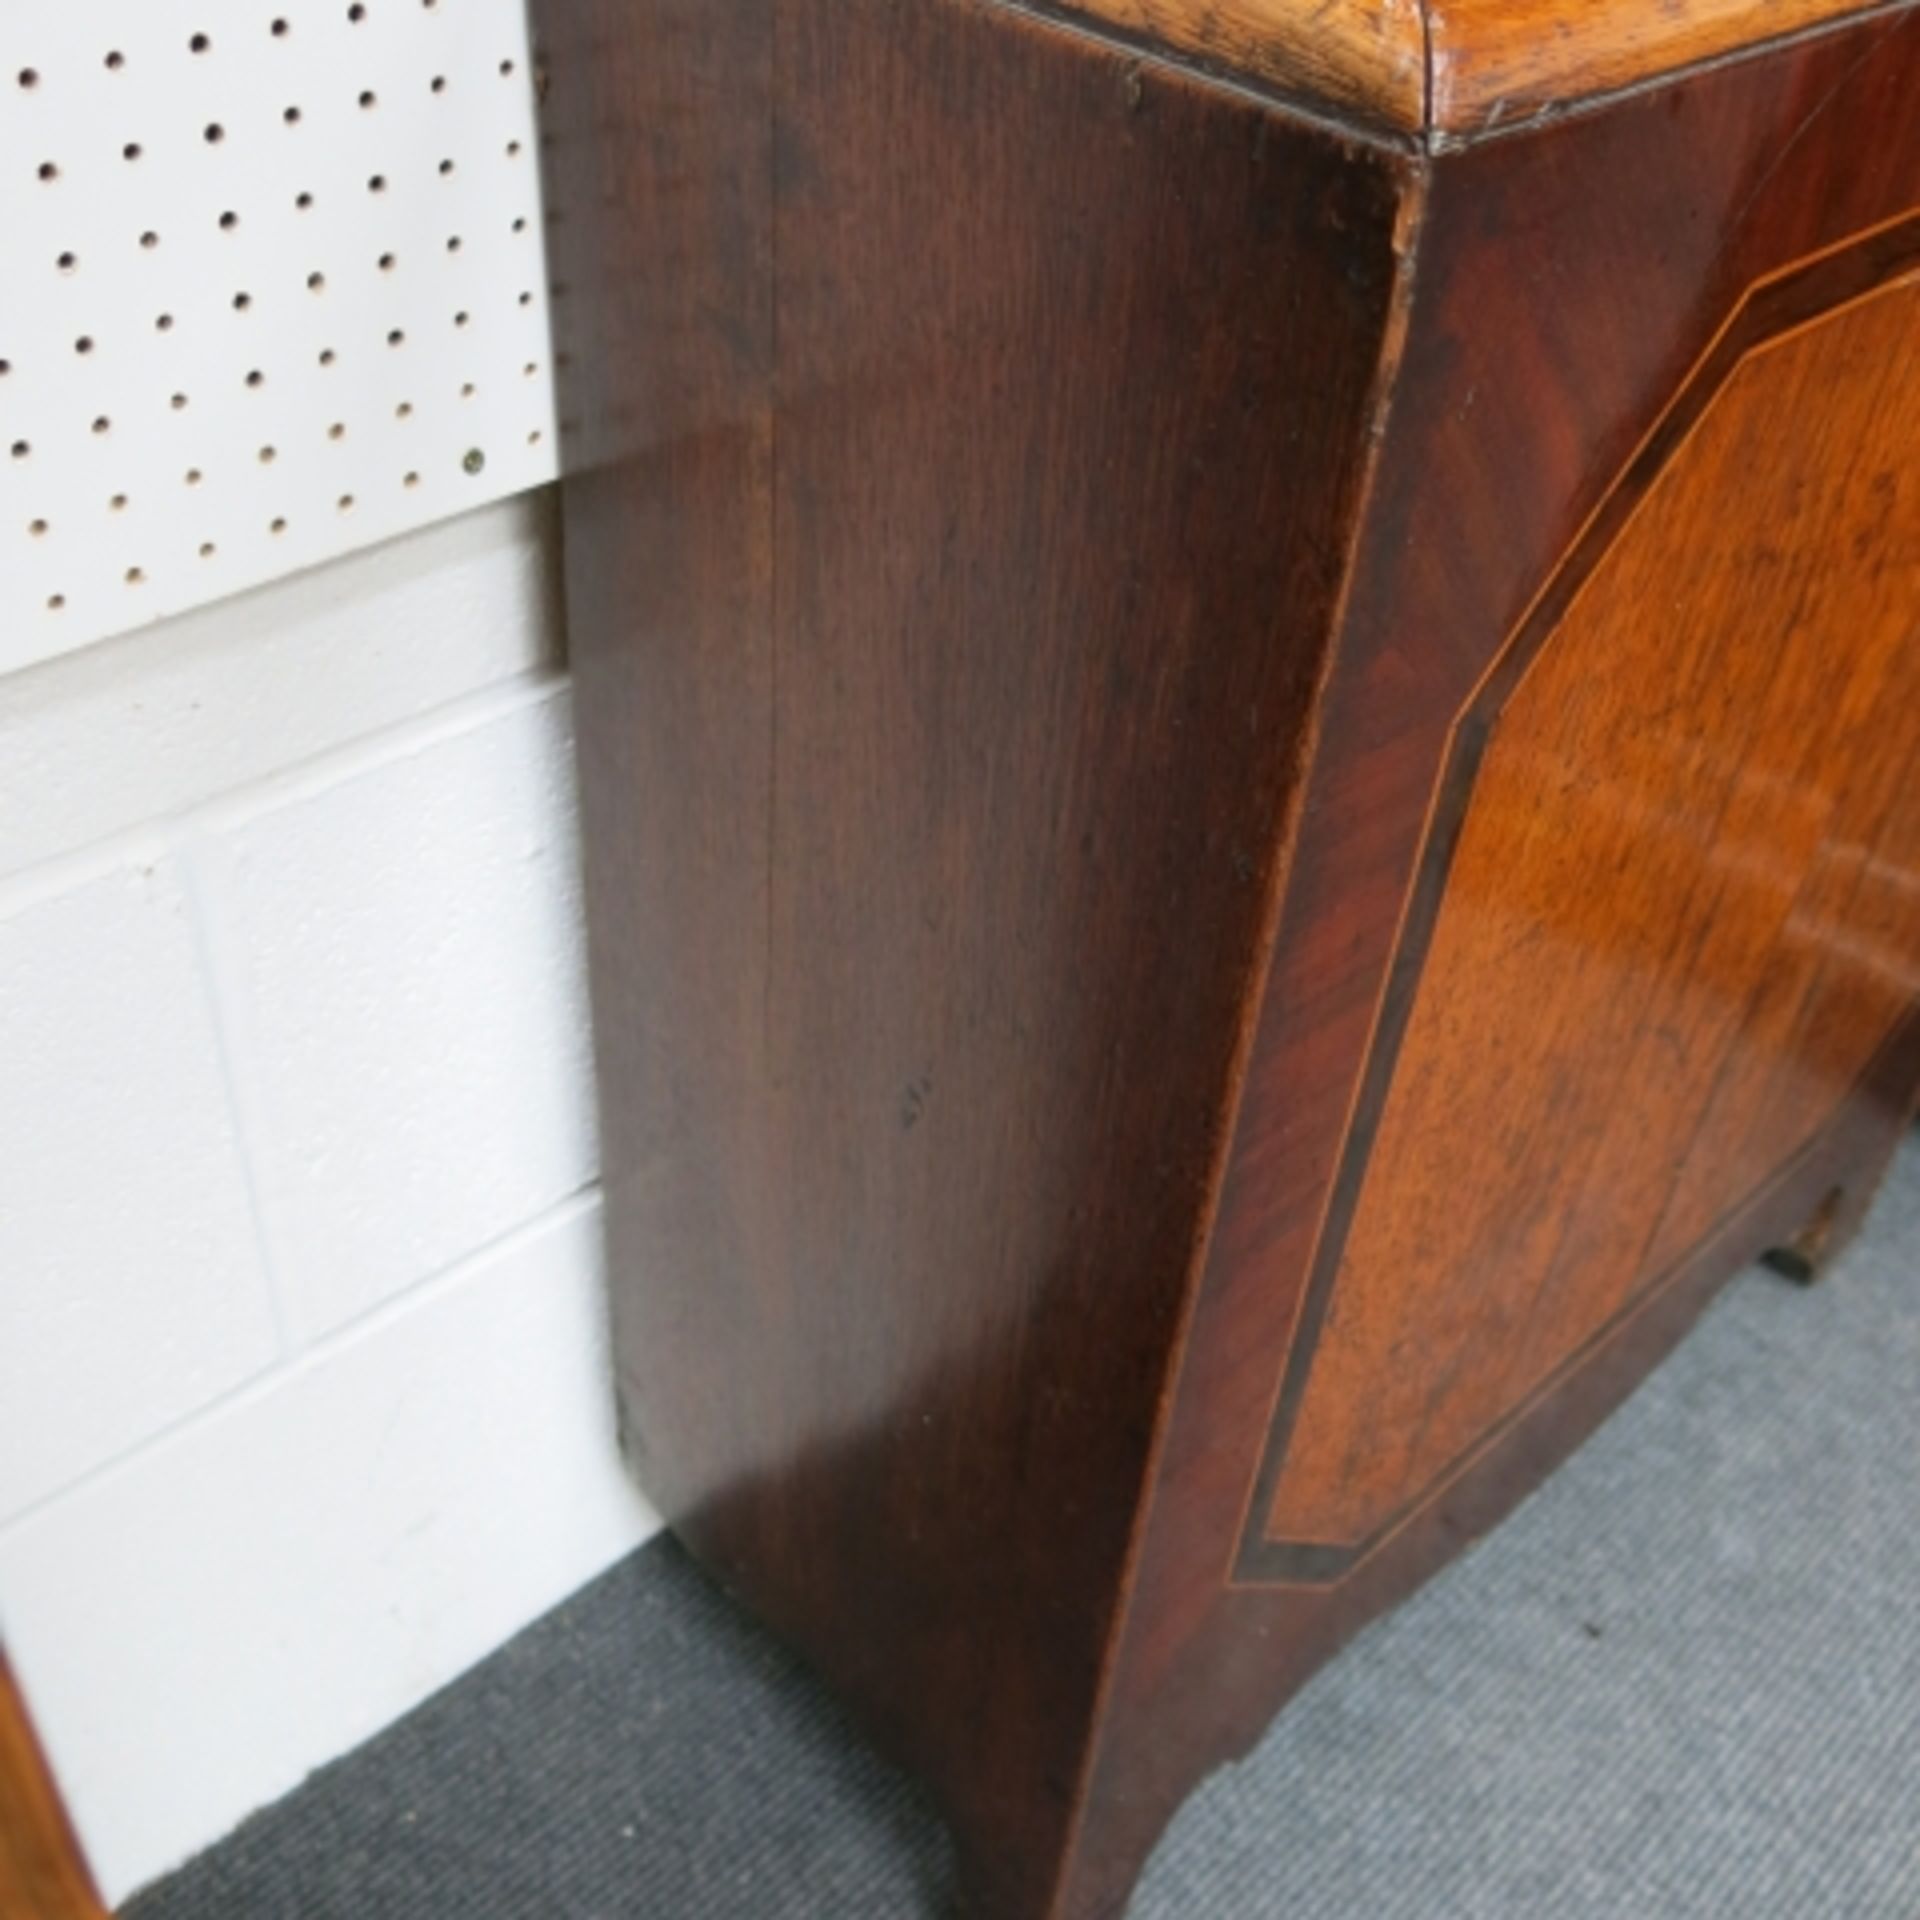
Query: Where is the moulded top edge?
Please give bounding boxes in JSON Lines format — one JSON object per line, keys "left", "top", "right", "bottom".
{"left": 1039, "top": 0, "right": 1910, "bottom": 137}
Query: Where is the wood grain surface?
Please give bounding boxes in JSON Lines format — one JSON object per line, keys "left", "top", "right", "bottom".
{"left": 1263, "top": 266, "right": 1920, "bottom": 1556}
{"left": 0, "top": 1654, "right": 102, "bottom": 1920}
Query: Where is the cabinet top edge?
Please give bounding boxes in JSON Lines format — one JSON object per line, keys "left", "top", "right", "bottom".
{"left": 1033, "top": 0, "right": 1912, "bottom": 136}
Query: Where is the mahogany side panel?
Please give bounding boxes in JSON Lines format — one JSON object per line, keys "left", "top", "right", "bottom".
{"left": 539, "top": 1, "right": 1412, "bottom": 1911}
{"left": 1079, "top": 16, "right": 1920, "bottom": 1915}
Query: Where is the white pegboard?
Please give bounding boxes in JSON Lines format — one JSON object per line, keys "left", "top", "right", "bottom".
{"left": 1, "top": 0, "right": 558, "bottom": 673}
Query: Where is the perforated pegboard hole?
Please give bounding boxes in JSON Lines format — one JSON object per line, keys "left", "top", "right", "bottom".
{"left": 2, "top": 0, "right": 559, "bottom": 666}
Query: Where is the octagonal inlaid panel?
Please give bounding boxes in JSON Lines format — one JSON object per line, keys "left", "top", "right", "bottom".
{"left": 1246, "top": 237, "right": 1920, "bottom": 1577}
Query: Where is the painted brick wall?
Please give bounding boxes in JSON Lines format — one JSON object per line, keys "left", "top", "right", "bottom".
{"left": 0, "top": 494, "right": 658, "bottom": 1905}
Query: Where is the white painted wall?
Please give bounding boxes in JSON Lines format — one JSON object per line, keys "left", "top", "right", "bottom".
{"left": 0, "top": 495, "right": 659, "bottom": 1906}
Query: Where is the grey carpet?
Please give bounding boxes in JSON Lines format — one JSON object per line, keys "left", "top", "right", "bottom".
{"left": 129, "top": 1139, "right": 1920, "bottom": 1918}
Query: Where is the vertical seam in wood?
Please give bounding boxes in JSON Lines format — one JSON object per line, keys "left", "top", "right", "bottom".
{"left": 1418, "top": 0, "right": 1437, "bottom": 144}
{"left": 763, "top": 0, "right": 782, "bottom": 1068}
{"left": 1039, "top": 152, "right": 1435, "bottom": 1919}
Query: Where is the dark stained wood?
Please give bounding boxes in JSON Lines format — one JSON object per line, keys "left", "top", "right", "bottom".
{"left": 0, "top": 1653, "right": 103, "bottom": 1920}
{"left": 546, "top": 0, "right": 1920, "bottom": 1913}
{"left": 539, "top": 1, "right": 1410, "bottom": 1913}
